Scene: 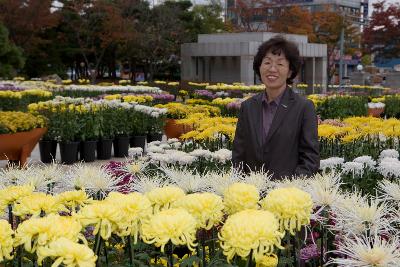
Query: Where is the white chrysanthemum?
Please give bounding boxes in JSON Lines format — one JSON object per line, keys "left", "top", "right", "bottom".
{"left": 160, "top": 166, "right": 207, "bottom": 193}
{"left": 378, "top": 180, "right": 400, "bottom": 202}
{"left": 332, "top": 196, "right": 393, "bottom": 236}
{"left": 379, "top": 149, "right": 399, "bottom": 160}
{"left": 240, "top": 168, "right": 272, "bottom": 196}
{"left": 167, "top": 138, "right": 179, "bottom": 144}
{"left": 320, "top": 157, "right": 344, "bottom": 172}
{"left": 212, "top": 149, "right": 232, "bottom": 163}
{"left": 189, "top": 149, "right": 213, "bottom": 159}
{"left": 353, "top": 156, "right": 376, "bottom": 169}
{"left": 159, "top": 143, "right": 172, "bottom": 150}
{"left": 304, "top": 172, "right": 343, "bottom": 210}
{"left": 148, "top": 141, "right": 161, "bottom": 147}
{"left": 377, "top": 158, "right": 400, "bottom": 179}
{"left": 12, "top": 164, "right": 62, "bottom": 192}
{"left": 341, "top": 162, "right": 364, "bottom": 177}
{"left": 171, "top": 142, "right": 181, "bottom": 149}
{"left": 270, "top": 176, "right": 307, "bottom": 191}
{"left": 204, "top": 169, "right": 242, "bottom": 196}
{"left": 147, "top": 146, "right": 165, "bottom": 153}
{"left": 128, "top": 147, "right": 143, "bottom": 157}
{"left": 130, "top": 173, "right": 170, "bottom": 193}
{"left": 0, "top": 164, "right": 26, "bottom": 187}
{"left": 329, "top": 234, "right": 400, "bottom": 267}
{"left": 62, "top": 164, "right": 123, "bottom": 199}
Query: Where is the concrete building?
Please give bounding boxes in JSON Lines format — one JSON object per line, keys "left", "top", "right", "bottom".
{"left": 181, "top": 32, "right": 327, "bottom": 91}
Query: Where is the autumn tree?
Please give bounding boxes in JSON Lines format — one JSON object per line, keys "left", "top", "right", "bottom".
{"left": 269, "top": 6, "right": 316, "bottom": 41}
{"left": 0, "top": 23, "right": 24, "bottom": 78}
{"left": 363, "top": 1, "right": 400, "bottom": 59}
{"left": 228, "top": 0, "right": 271, "bottom": 31}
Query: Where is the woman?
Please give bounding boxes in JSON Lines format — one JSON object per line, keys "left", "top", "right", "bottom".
{"left": 232, "top": 36, "right": 319, "bottom": 179}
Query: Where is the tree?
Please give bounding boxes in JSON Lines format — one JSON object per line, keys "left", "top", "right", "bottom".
{"left": 312, "top": 7, "right": 360, "bottom": 84}
{"left": 269, "top": 6, "right": 316, "bottom": 41}
{"left": 0, "top": 24, "right": 24, "bottom": 78}
{"left": 228, "top": 0, "right": 270, "bottom": 31}
{"left": 363, "top": 1, "right": 400, "bottom": 59}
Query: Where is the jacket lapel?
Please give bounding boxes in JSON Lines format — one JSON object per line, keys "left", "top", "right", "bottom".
{"left": 264, "top": 88, "right": 295, "bottom": 145}
{"left": 251, "top": 93, "right": 264, "bottom": 148}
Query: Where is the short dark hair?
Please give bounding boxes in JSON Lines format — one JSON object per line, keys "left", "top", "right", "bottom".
{"left": 253, "top": 36, "right": 301, "bottom": 84}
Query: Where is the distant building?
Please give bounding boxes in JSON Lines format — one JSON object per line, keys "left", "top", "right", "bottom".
{"left": 181, "top": 32, "right": 327, "bottom": 91}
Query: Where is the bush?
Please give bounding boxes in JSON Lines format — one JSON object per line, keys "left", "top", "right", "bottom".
{"left": 317, "top": 96, "right": 368, "bottom": 120}
{"left": 383, "top": 95, "right": 400, "bottom": 118}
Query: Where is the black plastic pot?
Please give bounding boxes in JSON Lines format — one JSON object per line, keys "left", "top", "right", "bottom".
{"left": 80, "top": 140, "right": 97, "bottom": 162}
{"left": 59, "top": 141, "right": 79, "bottom": 165}
{"left": 113, "top": 136, "right": 129, "bottom": 157}
{"left": 39, "top": 140, "right": 57, "bottom": 163}
{"left": 97, "top": 139, "right": 113, "bottom": 160}
{"left": 147, "top": 133, "right": 163, "bottom": 142}
{"left": 131, "top": 135, "right": 146, "bottom": 150}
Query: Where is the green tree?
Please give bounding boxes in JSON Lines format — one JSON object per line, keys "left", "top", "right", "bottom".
{"left": 0, "top": 24, "right": 24, "bottom": 78}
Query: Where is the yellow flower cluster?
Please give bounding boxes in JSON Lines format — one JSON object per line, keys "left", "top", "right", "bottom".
{"left": 178, "top": 115, "right": 237, "bottom": 141}
{"left": 37, "top": 237, "right": 97, "bottom": 267}
{"left": 0, "top": 112, "right": 46, "bottom": 133}
{"left": 141, "top": 208, "right": 197, "bottom": 252}
{"left": 223, "top": 183, "right": 260, "bottom": 215}
{"left": 122, "top": 95, "right": 153, "bottom": 103}
{"left": 104, "top": 94, "right": 122, "bottom": 100}
{"left": 260, "top": 187, "right": 313, "bottom": 235}
{"left": 78, "top": 79, "right": 90, "bottom": 84}
{"left": 168, "top": 82, "right": 179, "bottom": 86}
{"left": 146, "top": 186, "right": 186, "bottom": 212}
{"left": 13, "top": 192, "right": 68, "bottom": 218}
{"left": 0, "top": 185, "right": 34, "bottom": 207}
{"left": 186, "top": 99, "right": 210, "bottom": 105}
{"left": 62, "top": 79, "right": 73, "bottom": 85}
{"left": 206, "top": 83, "right": 265, "bottom": 91}
{"left": 307, "top": 94, "right": 326, "bottom": 107}
{"left": 155, "top": 103, "right": 220, "bottom": 119}
{"left": 0, "top": 90, "right": 22, "bottom": 99}
{"left": 211, "top": 97, "right": 238, "bottom": 106}
{"left": 155, "top": 80, "right": 167, "bottom": 84}
{"left": 219, "top": 209, "right": 284, "bottom": 262}
{"left": 188, "top": 82, "right": 209, "bottom": 87}
{"left": 21, "top": 89, "right": 52, "bottom": 98}
{"left": 318, "top": 117, "right": 400, "bottom": 142}
{"left": 0, "top": 220, "right": 13, "bottom": 262}
{"left": 371, "top": 97, "right": 385, "bottom": 103}
{"left": 56, "top": 190, "right": 92, "bottom": 213}
{"left": 119, "top": 79, "right": 131, "bottom": 85}
{"left": 256, "top": 254, "right": 278, "bottom": 267}
{"left": 173, "top": 192, "right": 224, "bottom": 230}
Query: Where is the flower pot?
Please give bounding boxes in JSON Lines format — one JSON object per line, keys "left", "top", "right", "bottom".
{"left": 80, "top": 140, "right": 97, "bottom": 162}
{"left": 39, "top": 140, "right": 57, "bottom": 163}
{"left": 131, "top": 135, "right": 146, "bottom": 150}
{"left": 147, "top": 133, "right": 163, "bottom": 142}
{"left": 59, "top": 141, "right": 80, "bottom": 165}
{"left": 368, "top": 107, "right": 384, "bottom": 117}
{"left": 164, "top": 119, "right": 192, "bottom": 139}
{"left": 97, "top": 139, "right": 113, "bottom": 160}
{"left": 0, "top": 128, "right": 47, "bottom": 167}
{"left": 113, "top": 136, "right": 129, "bottom": 157}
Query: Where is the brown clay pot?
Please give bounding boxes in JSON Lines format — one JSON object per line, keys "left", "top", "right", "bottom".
{"left": 0, "top": 128, "right": 47, "bottom": 167}
{"left": 164, "top": 119, "right": 192, "bottom": 139}
{"left": 368, "top": 107, "right": 384, "bottom": 118}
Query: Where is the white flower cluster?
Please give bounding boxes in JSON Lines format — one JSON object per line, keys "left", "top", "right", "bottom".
{"left": 367, "top": 102, "right": 385, "bottom": 109}
{"left": 320, "top": 157, "right": 344, "bottom": 172}
{"left": 63, "top": 84, "right": 161, "bottom": 93}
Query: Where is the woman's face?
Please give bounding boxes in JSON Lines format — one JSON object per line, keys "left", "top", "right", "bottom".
{"left": 259, "top": 51, "right": 292, "bottom": 91}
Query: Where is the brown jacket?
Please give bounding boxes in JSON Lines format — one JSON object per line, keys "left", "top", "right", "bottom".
{"left": 232, "top": 88, "right": 319, "bottom": 179}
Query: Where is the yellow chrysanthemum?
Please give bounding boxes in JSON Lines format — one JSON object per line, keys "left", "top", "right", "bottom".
{"left": 173, "top": 192, "right": 224, "bottom": 230}
{"left": 223, "top": 183, "right": 260, "bottom": 215}
{"left": 260, "top": 187, "right": 313, "bottom": 235}
{"left": 14, "top": 214, "right": 84, "bottom": 253}
{"left": 0, "top": 220, "right": 14, "bottom": 262}
{"left": 56, "top": 190, "right": 92, "bottom": 213}
{"left": 13, "top": 192, "right": 67, "bottom": 218}
{"left": 77, "top": 202, "right": 122, "bottom": 240}
{"left": 141, "top": 208, "right": 197, "bottom": 252}
{"left": 0, "top": 185, "right": 34, "bottom": 207}
{"left": 218, "top": 209, "right": 284, "bottom": 262}
{"left": 104, "top": 192, "right": 152, "bottom": 241}
{"left": 256, "top": 254, "right": 278, "bottom": 267}
{"left": 37, "top": 237, "right": 97, "bottom": 267}
{"left": 146, "top": 186, "right": 185, "bottom": 212}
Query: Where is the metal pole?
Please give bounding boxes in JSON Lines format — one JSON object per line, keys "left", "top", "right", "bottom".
{"left": 339, "top": 26, "right": 344, "bottom": 88}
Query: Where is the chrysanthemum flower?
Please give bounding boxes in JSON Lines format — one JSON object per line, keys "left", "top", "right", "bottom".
{"left": 255, "top": 254, "right": 278, "bottom": 267}
{"left": 77, "top": 201, "right": 123, "bottom": 240}
{"left": 0, "top": 220, "right": 14, "bottom": 262}
{"left": 13, "top": 192, "right": 67, "bottom": 218}
{"left": 104, "top": 192, "right": 152, "bottom": 242}
{"left": 173, "top": 192, "right": 224, "bottom": 230}
{"left": 223, "top": 183, "right": 259, "bottom": 215}
{"left": 329, "top": 234, "right": 400, "bottom": 266}
{"left": 218, "top": 209, "right": 284, "bottom": 262}
{"left": 56, "top": 190, "right": 92, "bottom": 213}
{"left": 240, "top": 168, "right": 272, "bottom": 196}
{"left": 160, "top": 166, "right": 207, "bottom": 193}
{"left": 304, "top": 172, "right": 343, "bottom": 209}
{"left": 378, "top": 180, "right": 400, "bottom": 202}
{"left": 0, "top": 185, "right": 33, "bottom": 207}
{"left": 204, "top": 169, "right": 242, "bottom": 196}
{"left": 129, "top": 173, "right": 170, "bottom": 193}
{"left": 14, "top": 214, "right": 84, "bottom": 253}
{"left": 141, "top": 208, "right": 197, "bottom": 252}
{"left": 146, "top": 186, "right": 185, "bottom": 212}
{"left": 260, "top": 187, "right": 313, "bottom": 235}
{"left": 36, "top": 237, "right": 97, "bottom": 267}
